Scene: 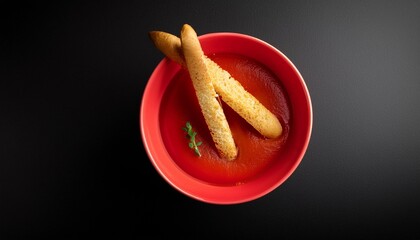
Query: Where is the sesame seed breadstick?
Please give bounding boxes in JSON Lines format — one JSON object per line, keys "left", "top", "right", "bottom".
{"left": 206, "top": 60, "right": 282, "bottom": 139}
{"left": 149, "top": 30, "right": 283, "bottom": 139}
{"left": 181, "top": 24, "right": 238, "bottom": 160}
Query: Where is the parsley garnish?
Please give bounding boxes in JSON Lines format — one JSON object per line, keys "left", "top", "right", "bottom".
{"left": 182, "top": 122, "right": 202, "bottom": 157}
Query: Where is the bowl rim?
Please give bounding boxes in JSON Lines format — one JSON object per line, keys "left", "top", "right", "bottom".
{"left": 140, "top": 32, "right": 313, "bottom": 205}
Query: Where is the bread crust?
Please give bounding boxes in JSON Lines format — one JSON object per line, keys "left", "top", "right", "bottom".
{"left": 181, "top": 24, "right": 238, "bottom": 160}
{"left": 148, "top": 31, "right": 186, "bottom": 68}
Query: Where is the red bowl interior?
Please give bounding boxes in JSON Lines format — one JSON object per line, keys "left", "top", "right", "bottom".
{"left": 140, "top": 32, "right": 312, "bottom": 204}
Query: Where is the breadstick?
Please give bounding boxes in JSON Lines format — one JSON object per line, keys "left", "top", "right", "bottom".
{"left": 180, "top": 24, "right": 238, "bottom": 160}
{"left": 149, "top": 31, "right": 283, "bottom": 138}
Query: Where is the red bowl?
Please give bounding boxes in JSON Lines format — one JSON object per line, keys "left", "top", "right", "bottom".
{"left": 140, "top": 32, "right": 312, "bottom": 204}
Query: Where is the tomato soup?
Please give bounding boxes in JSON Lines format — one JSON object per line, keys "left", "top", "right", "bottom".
{"left": 159, "top": 53, "right": 291, "bottom": 185}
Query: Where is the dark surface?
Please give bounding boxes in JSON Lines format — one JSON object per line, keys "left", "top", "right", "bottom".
{"left": 1, "top": 1, "right": 420, "bottom": 238}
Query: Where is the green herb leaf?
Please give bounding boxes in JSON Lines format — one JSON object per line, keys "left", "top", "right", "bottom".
{"left": 182, "top": 122, "right": 202, "bottom": 157}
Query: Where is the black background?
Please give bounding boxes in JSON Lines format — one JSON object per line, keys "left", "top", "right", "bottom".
{"left": 1, "top": 1, "right": 420, "bottom": 239}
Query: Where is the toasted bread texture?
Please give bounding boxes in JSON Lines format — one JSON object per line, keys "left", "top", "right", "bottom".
{"left": 206, "top": 60, "right": 282, "bottom": 139}
{"left": 180, "top": 24, "right": 238, "bottom": 160}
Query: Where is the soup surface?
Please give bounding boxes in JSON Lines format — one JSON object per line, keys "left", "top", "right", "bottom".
{"left": 159, "top": 53, "right": 290, "bottom": 185}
